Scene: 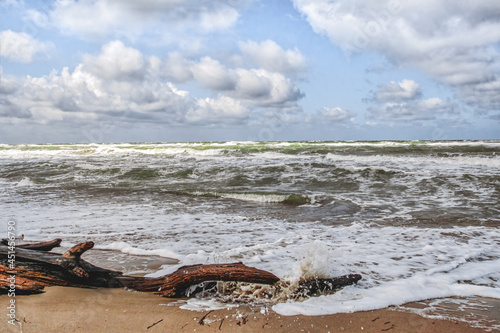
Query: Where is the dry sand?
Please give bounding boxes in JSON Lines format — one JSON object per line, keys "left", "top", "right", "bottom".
{"left": 1, "top": 287, "right": 497, "bottom": 333}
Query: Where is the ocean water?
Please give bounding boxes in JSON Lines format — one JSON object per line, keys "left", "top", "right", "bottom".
{"left": 1, "top": 141, "right": 499, "bottom": 330}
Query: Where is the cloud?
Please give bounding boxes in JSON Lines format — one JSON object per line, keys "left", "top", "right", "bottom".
{"left": 370, "top": 79, "right": 422, "bottom": 103}
{"left": 366, "top": 79, "right": 459, "bottom": 123}
{"left": 161, "top": 52, "right": 195, "bottom": 83}
{"left": 0, "top": 40, "right": 304, "bottom": 130}
{"left": 0, "top": 98, "right": 31, "bottom": 119}
{"left": 34, "top": 0, "right": 253, "bottom": 40}
{"left": 292, "top": 0, "right": 500, "bottom": 114}
{"left": 315, "top": 106, "right": 354, "bottom": 123}
{"left": 0, "top": 0, "right": 22, "bottom": 8}
{"left": 191, "top": 57, "right": 239, "bottom": 91}
{"left": 368, "top": 98, "right": 458, "bottom": 122}
{"left": 239, "top": 40, "right": 308, "bottom": 77}
{"left": 0, "top": 63, "right": 204, "bottom": 126}
{"left": 458, "top": 80, "right": 500, "bottom": 116}
{"left": 82, "top": 41, "right": 146, "bottom": 81}
{"left": 0, "top": 67, "right": 20, "bottom": 95}
{"left": 232, "top": 69, "right": 304, "bottom": 107}
{"left": 188, "top": 96, "right": 250, "bottom": 124}
{"left": 0, "top": 30, "right": 50, "bottom": 63}
{"left": 247, "top": 106, "right": 305, "bottom": 132}
{"left": 159, "top": 49, "right": 305, "bottom": 108}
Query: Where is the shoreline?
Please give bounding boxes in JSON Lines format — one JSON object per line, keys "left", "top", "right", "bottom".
{"left": 1, "top": 287, "right": 497, "bottom": 333}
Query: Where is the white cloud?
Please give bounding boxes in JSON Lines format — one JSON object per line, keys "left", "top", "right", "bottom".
{"left": 0, "top": 67, "right": 20, "bottom": 95}
{"left": 232, "top": 69, "right": 304, "bottom": 107}
{"left": 82, "top": 41, "right": 146, "bottom": 81}
{"left": 192, "top": 57, "right": 239, "bottom": 91}
{"left": 233, "top": 68, "right": 272, "bottom": 99}
{"left": 239, "top": 40, "right": 307, "bottom": 76}
{"left": 459, "top": 80, "right": 500, "bottom": 114}
{"left": 0, "top": 40, "right": 304, "bottom": 129}
{"left": 292, "top": 0, "right": 500, "bottom": 57}
{"left": 368, "top": 98, "right": 458, "bottom": 122}
{"left": 159, "top": 50, "right": 305, "bottom": 108}
{"left": 0, "top": 30, "right": 50, "bottom": 63}
{"left": 366, "top": 79, "right": 459, "bottom": 123}
{"left": 248, "top": 106, "right": 305, "bottom": 131}
{"left": 0, "top": 63, "right": 200, "bottom": 126}
{"left": 199, "top": 3, "right": 240, "bottom": 31}
{"left": 188, "top": 96, "right": 249, "bottom": 124}
{"left": 316, "top": 106, "right": 354, "bottom": 123}
{"left": 161, "top": 52, "right": 195, "bottom": 83}
{"left": 36, "top": 0, "right": 252, "bottom": 40}
{"left": 292, "top": 0, "right": 500, "bottom": 114}
{"left": 372, "top": 79, "right": 422, "bottom": 103}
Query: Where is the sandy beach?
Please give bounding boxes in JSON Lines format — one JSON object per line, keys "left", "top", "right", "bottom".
{"left": 1, "top": 287, "right": 496, "bottom": 333}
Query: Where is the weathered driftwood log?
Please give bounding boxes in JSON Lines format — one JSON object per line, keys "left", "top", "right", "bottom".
{"left": 0, "top": 239, "right": 362, "bottom": 299}
{"left": 0, "top": 240, "right": 280, "bottom": 296}
{"left": 0, "top": 241, "right": 123, "bottom": 293}
{"left": 120, "top": 263, "right": 282, "bottom": 297}
{"left": 0, "top": 266, "right": 46, "bottom": 295}
{"left": 1, "top": 238, "right": 62, "bottom": 252}
{"left": 296, "top": 274, "right": 362, "bottom": 297}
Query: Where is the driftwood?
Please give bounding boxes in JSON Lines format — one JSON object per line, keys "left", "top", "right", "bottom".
{"left": 120, "top": 262, "right": 284, "bottom": 297}
{"left": 1, "top": 238, "right": 62, "bottom": 252}
{"left": 296, "top": 274, "right": 362, "bottom": 297}
{"left": 0, "top": 241, "right": 123, "bottom": 294}
{"left": 0, "top": 239, "right": 361, "bottom": 299}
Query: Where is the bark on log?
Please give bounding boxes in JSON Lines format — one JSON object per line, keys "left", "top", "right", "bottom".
{"left": 0, "top": 239, "right": 362, "bottom": 299}
{"left": 0, "top": 241, "right": 280, "bottom": 296}
{"left": 120, "top": 263, "right": 281, "bottom": 297}
{"left": 0, "top": 241, "right": 126, "bottom": 292}
{"left": 1, "top": 266, "right": 53, "bottom": 295}
{"left": 62, "top": 241, "right": 94, "bottom": 258}
{"left": 296, "top": 274, "right": 362, "bottom": 297}
{"left": 1, "top": 238, "right": 62, "bottom": 252}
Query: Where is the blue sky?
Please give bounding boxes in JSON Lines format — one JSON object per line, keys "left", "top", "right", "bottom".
{"left": 0, "top": 0, "right": 499, "bottom": 143}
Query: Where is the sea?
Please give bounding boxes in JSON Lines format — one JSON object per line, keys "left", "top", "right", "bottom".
{"left": 1, "top": 140, "right": 499, "bottom": 330}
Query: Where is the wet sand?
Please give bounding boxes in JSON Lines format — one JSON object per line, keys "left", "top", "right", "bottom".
{"left": 1, "top": 287, "right": 497, "bottom": 333}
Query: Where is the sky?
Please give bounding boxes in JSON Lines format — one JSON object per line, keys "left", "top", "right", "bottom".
{"left": 0, "top": 0, "right": 499, "bottom": 143}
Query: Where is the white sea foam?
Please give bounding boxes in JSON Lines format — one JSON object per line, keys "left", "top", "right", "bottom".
{"left": 16, "top": 177, "right": 35, "bottom": 186}
{"left": 219, "top": 192, "right": 292, "bottom": 204}
{"left": 273, "top": 259, "right": 500, "bottom": 316}
{"left": 180, "top": 298, "right": 240, "bottom": 312}
{"left": 272, "top": 225, "right": 500, "bottom": 316}
{"left": 325, "top": 153, "right": 500, "bottom": 169}
{"left": 95, "top": 242, "right": 181, "bottom": 260}
{"left": 76, "top": 163, "right": 103, "bottom": 170}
